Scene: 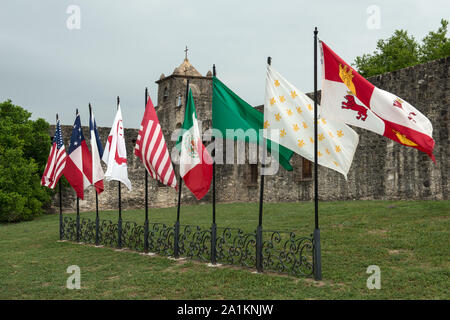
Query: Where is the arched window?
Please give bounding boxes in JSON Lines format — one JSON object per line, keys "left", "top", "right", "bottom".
{"left": 176, "top": 93, "right": 182, "bottom": 107}
{"left": 163, "top": 87, "right": 168, "bottom": 101}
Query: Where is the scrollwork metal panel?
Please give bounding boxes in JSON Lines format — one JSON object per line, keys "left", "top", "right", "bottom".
{"left": 147, "top": 222, "right": 174, "bottom": 256}
{"left": 262, "top": 230, "right": 313, "bottom": 276}
{"left": 60, "top": 216, "right": 314, "bottom": 277}
{"left": 61, "top": 216, "right": 77, "bottom": 241}
{"left": 178, "top": 225, "right": 211, "bottom": 261}
{"left": 79, "top": 218, "right": 96, "bottom": 244}
{"left": 98, "top": 219, "right": 118, "bottom": 247}
{"left": 216, "top": 227, "right": 257, "bottom": 268}
{"left": 121, "top": 221, "right": 144, "bottom": 252}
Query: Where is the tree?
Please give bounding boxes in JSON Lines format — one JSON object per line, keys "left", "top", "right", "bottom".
{"left": 420, "top": 19, "right": 450, "bottom": 62}
{"left": 354, "top": 30, "right": 420, "bottom": 77}
{"left": 354, "top": 19, "right": 449, "bottom": 77}
{"left": 0, "top": 100, "right": 52, "bottom": 222}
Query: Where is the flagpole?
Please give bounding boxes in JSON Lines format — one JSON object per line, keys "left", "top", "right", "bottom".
{"left": 57, "top": 113, "right": 63, "bottom": 241}
{"left": 144, "top": 88, "right": 150, "bottom": 253}
{"left": 211, "top": 65, "right": 217, "bottom": 265}
{"left": 75, "top": 109, "right": 80, "bottom": 243}
{"left": 117, "top": 96, "right": 122, "bottom": 249}
{"left": 89, "top": 103, "right": 100, "bottom": 246}
{"left": 175, "top": 80, "right": 189, "bottom": 258}
{"left": 256, "top": 57, "right": 271, "bottom": 273}
{"left": 313, "top": 27, "right": 322, "bottom": 281}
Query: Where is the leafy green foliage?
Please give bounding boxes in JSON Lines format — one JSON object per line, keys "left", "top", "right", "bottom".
{"left": 420, "top": 19, "right": 450, "bottom": 62}
{"left": 354, "top": 19, "right": 449, "bottom": 77}
{"left": 0, "top": 100, "right": 52, "bottom": 222}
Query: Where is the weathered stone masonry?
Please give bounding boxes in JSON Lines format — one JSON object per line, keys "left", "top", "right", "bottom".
{"left": 50, "top": 57, "right": 449, "bottom": 212}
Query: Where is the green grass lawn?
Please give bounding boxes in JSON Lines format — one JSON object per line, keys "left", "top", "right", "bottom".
{"left": 0, "top": 200, "right": 448, "bottom": 299}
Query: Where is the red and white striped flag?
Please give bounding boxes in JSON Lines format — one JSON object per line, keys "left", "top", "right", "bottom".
{"left": 134, "top": 95, "right": 177, "bottom": 188}
{"left": 41, "top": 119, "right": 67, "bottom": 189}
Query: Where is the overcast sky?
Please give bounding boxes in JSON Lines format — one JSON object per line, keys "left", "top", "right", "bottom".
{"left": 0, "top": 0, "right": 448, "bottom": 128}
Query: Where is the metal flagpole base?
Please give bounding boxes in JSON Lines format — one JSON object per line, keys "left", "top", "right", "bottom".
{"left": 144, "top": 220, "right": 149, "bottom": 253}
{"left": 118, "top": 218, "right": 123, "bottom": 249}
{"left": 211, "top": 222, "right": 217, "bottom": 265}
{"left": 174, "top": 221, "right": 180, "bottom": 258}
{"left": 256, "top": 225, "right": 263, "bottom": 273}
{"left": 95, "top": 216, "right": 100, "bottom": 246}
{"left": 313, "top": 228, "right": 322, "bottom": 281}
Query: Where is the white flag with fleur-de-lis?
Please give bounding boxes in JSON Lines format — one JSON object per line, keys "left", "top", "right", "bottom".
{"left": 263, "top": 64, "right": 359, "bottom": 178}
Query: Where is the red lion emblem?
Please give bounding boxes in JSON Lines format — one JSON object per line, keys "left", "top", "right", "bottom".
{"left": 341, "top": 95, "right": 368, "bottom": 121}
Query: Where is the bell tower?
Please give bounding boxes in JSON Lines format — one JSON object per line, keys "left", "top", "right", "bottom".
{"left": 155, "top": 51, "right": 213, "bottom": 149}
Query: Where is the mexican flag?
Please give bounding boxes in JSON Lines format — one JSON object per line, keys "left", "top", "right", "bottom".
{"left": 177, "top": 89, "right": 213, "bottom": 200}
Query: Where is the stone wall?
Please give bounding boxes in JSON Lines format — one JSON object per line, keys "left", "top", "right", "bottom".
{"left": 50, "top": 57, "right": 449, "bottom": 212}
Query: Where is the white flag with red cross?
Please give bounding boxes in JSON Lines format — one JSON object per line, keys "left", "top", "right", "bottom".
{"left": 102, "top": 105, "right": 132, "bottom": 190}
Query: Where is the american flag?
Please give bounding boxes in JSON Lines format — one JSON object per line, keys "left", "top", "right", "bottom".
{"left": 134, "top": 96, "right": 177, "bottom": 188}
{"left": 41, "top": 119, "right": 67, "bottom": 189}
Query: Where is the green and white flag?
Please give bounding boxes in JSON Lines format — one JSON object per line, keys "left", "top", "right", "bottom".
{"left": 212, "top": 76, "right": 294, "bottom": 171}
{"left": 264, "top": 65, "right": 359, "bottom": 178}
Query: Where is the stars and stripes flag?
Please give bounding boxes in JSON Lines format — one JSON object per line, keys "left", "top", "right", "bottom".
{"left": 41, "top": 119, "right": 67, "bottom": 189}
{"left": 102, "top": 105, "right": 132, "bottom": 190}
{"left": 63, "top": 112, "right": 94, "bottom": 199}
{"left": 320, "top": 41, "right": 435, "bottom": 161}
{"left": 134, "top": 95, "right": 177, "bottom": 188}
{"left": 264, "top": 64, "right": 359, "bottom": 178}
{"left": 89, "top": 107, "right": 104, "bottom": 194}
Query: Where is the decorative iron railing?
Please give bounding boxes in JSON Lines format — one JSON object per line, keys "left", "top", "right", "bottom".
{"left": 60, "top": 215, "right": 314, "bottom": 277}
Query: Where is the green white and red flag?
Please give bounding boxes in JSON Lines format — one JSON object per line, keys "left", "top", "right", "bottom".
{"left": 176, "top": 89, "right": 212, "bottom": 200}
{"left": 320, "top": 41, "right": 435, "bottom": 161}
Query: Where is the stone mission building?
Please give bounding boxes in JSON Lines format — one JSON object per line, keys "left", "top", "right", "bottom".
{"left": 53, "top": 56, "right": 449, "bottom": 212}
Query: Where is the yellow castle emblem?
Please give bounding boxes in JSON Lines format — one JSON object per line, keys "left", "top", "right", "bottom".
{"left": 339, "top": 64, "right": 356, "bottom": 96}
{"left": 392, "top": 129, "right": 418, "bottom": 147}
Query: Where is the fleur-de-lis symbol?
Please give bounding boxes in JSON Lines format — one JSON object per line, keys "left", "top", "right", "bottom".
{"left": 274, "top": 80, "right": 280, "bottom": 87}
{"left": 290, "top": 91, "right": 298, "bottom": 99}
{"left": 270, "top": 97, "right": 276, "bottom": 106}
{"left": 296, "top": 106, "right": 302, "bottom": 114}
{"left": 286, "top": 109, "right": 293, "bottom": 116}
{"left": 293, "top": 124, "right": 299, "bottom": 131}
{"left": 318, "top": 151, "right": 323, "bottom": 157}
{"left": 279, "top": 96, "right": 286, "bottom": 103}
{"left": 328, "top": 131, "right": 334, "bottom": 138}
{"left": 318, "top": 133, "right": 325, "bottom": 141}
{"left": 275, "top": 113, "right": 282, "bottom": 121}
{"left": 297, "top": 139, "right": 305, "bottom": 147}
{"left": 321, "top": 118, "right": 327, "bottom": 124}
{"left": 264, "top": 120, "right": 270, "bottom": 129}
{"left": 337, "top": 130, "right": 344, "bottom": 138}
{"left": 302, "top": 122, "right": 308, "bottom": 129}
{"left": 307, "top": 104, "right": 313, "bottom": 111}
{"left": 335, "top": 145, "right": 341, "bottom": 153}
{"left": 326, "top": 148, "right": 331, "bottom": 155}
{"left": 280, "top": 129, "right": 286, "bottom": 137}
